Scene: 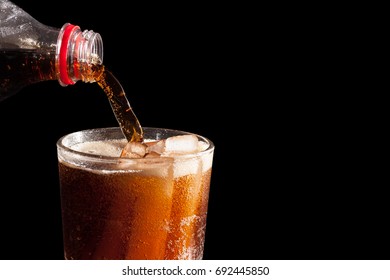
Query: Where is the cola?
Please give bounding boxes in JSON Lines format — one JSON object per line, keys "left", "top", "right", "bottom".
{"left": 57, "top": 127, "right": 214, "bottom": 259}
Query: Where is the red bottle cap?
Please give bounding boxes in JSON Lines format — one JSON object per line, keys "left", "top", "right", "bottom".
{"left": 59, "top": 24, "right": 79, "bottom": 85}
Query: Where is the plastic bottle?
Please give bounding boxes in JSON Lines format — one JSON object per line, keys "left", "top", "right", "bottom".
{"left": 0, "top": 0, "right": 103, "bottom": 101}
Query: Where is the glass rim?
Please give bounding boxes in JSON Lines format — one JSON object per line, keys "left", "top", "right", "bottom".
{"left": 57, "top": 126, "right": 215, "bottom": 163}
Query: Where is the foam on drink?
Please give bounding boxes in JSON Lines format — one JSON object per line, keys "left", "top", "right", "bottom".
{"left": 71, "top": 139, "right": 126, "bottom": 157}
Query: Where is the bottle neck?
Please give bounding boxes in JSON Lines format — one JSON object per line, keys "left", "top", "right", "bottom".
{"left": 56, "top": 23, "right": 103, "bottom": 86}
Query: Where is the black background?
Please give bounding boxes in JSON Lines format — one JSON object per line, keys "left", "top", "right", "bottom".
{"left": 0, "top": 0, "right": 387, "bottom": 260}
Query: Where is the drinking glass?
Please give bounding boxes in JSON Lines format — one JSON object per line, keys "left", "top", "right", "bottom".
{"left": 56, "top": 127, "right": 214, "bottom": 260}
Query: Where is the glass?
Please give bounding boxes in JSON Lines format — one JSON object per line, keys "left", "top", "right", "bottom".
{"left": 56, "top": 127, "right": 215, "bottom": 260}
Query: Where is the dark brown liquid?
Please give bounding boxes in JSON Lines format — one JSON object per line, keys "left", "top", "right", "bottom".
{"left": 58, "top": 157, "right": 212, "bottom": 260}
{"left": 0, "top": 49, "right": 56, "bottom": 101}
{"left": 1, "top": 51, "right": 143, "bottom": 144}
{"left": 92, "top": 65, "right": 143, "bottom": 142}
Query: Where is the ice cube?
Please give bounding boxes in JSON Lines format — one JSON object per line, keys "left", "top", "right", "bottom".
{"left": 144, "top": 151, "right": 161, "bottom": 158}
{"left": 146, "top": 139, "right": 166, "bottom": 155}
{"left": 147, "top": 135, "right": 199, "bottom": 155}
{"left": 165, "top": 135, "right": 199, "bottom": 154}
{"left": 120, "top": 141, "right": 147, "bottom": 158}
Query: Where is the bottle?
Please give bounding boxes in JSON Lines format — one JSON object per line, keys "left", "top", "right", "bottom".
{"left": 0, "top": 0, "right": 103, "bottom": 101}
